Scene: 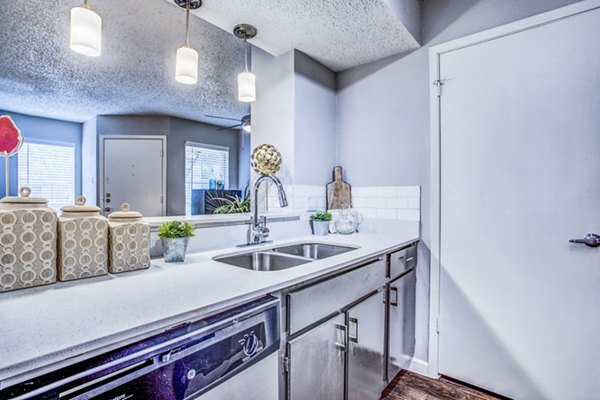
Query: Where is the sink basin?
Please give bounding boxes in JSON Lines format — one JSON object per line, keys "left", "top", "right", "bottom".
{"left": 272, "top": 243, "right": 358, "bottom": 260}
{"left": 214, "top": 252, "right": 311, "bottom": 271}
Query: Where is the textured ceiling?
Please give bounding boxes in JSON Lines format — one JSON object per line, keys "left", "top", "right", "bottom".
{"left": 187, "top": 0, "right": 421, "bottom": 72}
{"left": 0, "top": 0, "right": 248, "bottom": 125}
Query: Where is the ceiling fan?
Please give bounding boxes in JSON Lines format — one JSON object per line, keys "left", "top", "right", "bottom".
{"left": 205, "top": 114, "right": 251, "bottom": 133}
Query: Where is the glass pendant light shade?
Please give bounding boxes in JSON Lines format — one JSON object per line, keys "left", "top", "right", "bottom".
{"left": 70, "top": 5, "right": 102, "bottom": 57}
{"left": 237, "top": 71, "right": 256, "bottom": 102}
{"left": 176, "top": 46, "right": 199, "bottom": 84}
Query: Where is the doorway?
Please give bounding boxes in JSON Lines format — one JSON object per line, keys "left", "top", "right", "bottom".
{"left": 99, "top": 135, "right": 166, "bottom": 217}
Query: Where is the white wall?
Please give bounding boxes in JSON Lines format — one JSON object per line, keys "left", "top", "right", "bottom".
{"left": 336, "top": 0, "right": 582, "bottom": 365}
{"left": 294, "top": 51, "right": 337, "bottom": 186}
{"left": 252, "top": 49, "right": 337, "bottom": 191}
{"left": 82, "top": 117, "right": 97, "bottom": 205}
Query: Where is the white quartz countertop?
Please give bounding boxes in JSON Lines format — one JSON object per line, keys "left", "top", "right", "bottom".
{"left": 0, "top": 231, "right": 418, "bottom": 388}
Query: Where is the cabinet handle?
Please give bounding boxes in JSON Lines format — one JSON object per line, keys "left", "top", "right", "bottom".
{"left": 390, "top": 286, "right": 399, "bottom": 307}
{"left": 398, "top": 256, "right": 414, "bottom": 263}
{"left": 348, "top": 317, "right": 359, "bottom": 343}
{"left": 335, "top": 324, "right": 348, "bottom": 352}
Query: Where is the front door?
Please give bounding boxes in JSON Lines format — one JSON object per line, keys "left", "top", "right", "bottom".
{"left": 101, "top": 136, "right": 165, "bottom": 217}
{"left": 438, "top": 6, "right": 600, "bottom": 400}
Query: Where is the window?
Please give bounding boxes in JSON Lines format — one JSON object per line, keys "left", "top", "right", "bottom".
{"left": 18, "top": 141, "right": 75, "bottom": 211}
{"left": 185, "top": 142, "right": 230, "bottom": 215}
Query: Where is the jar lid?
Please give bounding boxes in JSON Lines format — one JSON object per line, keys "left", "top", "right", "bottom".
{"left": 0, "top": 186, "right": 48, "bottom": 206}
{"left": 61, "top": 195, "right": 101, "bottom": 214}
{"left": 108, "top": 203, "right": 143, "bottom": 222}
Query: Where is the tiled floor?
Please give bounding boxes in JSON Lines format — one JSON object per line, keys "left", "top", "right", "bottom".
{"left": 382, "top": 370, "right": 507, "bottom": 400}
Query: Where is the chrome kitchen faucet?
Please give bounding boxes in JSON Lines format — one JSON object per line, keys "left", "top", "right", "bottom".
{"left": 240, "top": 174, "right": 288, "bottom": 246}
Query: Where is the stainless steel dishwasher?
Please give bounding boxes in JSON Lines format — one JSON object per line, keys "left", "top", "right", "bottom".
{"left": 1, "top": 296, "right": 280, "bottom": 400}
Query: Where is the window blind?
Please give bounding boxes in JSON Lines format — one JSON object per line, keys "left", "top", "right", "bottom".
{"left": 17, "top": 141, "right": 75, "bottom": 211}
{"left": 185, "top": 143, "right": 230, "bottom": 215}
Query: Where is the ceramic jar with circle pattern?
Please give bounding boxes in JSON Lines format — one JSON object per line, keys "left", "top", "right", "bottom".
{"left": 107, "top": 203, "right": 151, "bottom": 273}
{"left": 0, "top": 187, "right": 58, "bottom": 292}
{"left": 57, "top": 196, "right": 108, "bottom": 281}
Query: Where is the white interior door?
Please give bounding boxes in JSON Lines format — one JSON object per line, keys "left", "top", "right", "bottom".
{"left": 102, "top": 136, "right": 165, "bottom": 217}
{"left": 438, "top": 7, "right": 600, "bottom": 400}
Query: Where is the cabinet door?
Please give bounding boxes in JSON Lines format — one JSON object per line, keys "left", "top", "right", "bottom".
{"left": 288, "top": 313, "right": 346, "bottom": 400}
{"left": 388, "top": 269, "right": 416, "bottom": 381}
{"left": 347, "top": 290, "right": 386, "bottom": 400}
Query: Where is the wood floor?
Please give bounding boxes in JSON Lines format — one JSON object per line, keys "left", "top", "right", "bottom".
{"left": 382, "top": 370, "right": 507, "bottom": 400}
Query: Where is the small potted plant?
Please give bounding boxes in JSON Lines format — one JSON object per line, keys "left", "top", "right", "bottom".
{"left": 310, "top": 211, "right": 332, "bottom": 236}
{"left": 158, "top": 221, "right": 196, "bottom": 262}
{"left": 216, "top": 179, "right": 224, "bottom": 190}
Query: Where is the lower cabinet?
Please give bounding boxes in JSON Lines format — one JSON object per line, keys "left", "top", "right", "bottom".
{"left": 347, "top": 290, "right": 386, "bottom": 400}
{"left": 288, "top": 313, "right": 346, "bottom": 400}
{"left": 387, "top": 268, "right": 417, "bottom": 381}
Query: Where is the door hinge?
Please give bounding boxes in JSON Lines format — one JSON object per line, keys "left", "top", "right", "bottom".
{"left": 433, "top": 79, "right": 445, "bottom": 97}
{"left": 282, "top": 356, "right": 290, "bottom": 373}
{"left": 160, "top": 195, "right": 164, "bottom": 204}
{"left": 436, "top": 316, "right": 441, "bottom": 333}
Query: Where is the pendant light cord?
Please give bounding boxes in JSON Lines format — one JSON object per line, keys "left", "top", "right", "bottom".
{"left": 244, "top": 36, "right": 249, "bottom": 72}
{"left": 184, "top": 1, "right": 191, "bottom": 47}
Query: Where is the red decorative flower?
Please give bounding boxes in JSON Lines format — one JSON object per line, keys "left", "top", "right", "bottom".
{"left": 0, "top": 116, "right": 22, "bottom": 155}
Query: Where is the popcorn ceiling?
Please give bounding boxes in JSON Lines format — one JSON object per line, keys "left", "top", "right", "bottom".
{"left": 190, "top": 0, "right": 421, "bottom": 72}
{"left": 0, "top": 0, "right": 248, "bottom": 125}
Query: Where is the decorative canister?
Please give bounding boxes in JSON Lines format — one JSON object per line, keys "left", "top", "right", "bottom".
{"left": 58, "top": 196, "right": 108, "bottom": 281}
{"left": 0, "top": 187, "right": 57, "bottom": 292}
{"left": 108, "top": 203, "right": 151, "bottom": 273}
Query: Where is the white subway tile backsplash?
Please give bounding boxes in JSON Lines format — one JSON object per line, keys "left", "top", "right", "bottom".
{"left": 376, "top": 208, "right": 397, "bottom": 219}
{"left": 397, "top": 186, "right": 420, "bottom": 197}
{"left": 263, "top": 184, "right": 420, "bottom": 222}
{"left": 352, "top": 197, "right": 367, "bottom": 208}
{"left": 376, "top": 186, "right": 397, "bottom": 198}
{"left": 386, "top": 197, "right": 409, "bottom": 209}
{"left": 366, "top": 197, "right": 386, "bottom": 208}
{"left": 408, "top": 197, "right": 420, "bottom": 210}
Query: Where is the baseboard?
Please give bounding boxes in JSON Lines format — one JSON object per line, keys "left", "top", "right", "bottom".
{"left": 408, "top": 357, "right": 436, "bottom": 378}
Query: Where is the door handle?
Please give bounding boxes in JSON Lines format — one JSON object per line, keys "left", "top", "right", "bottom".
{"left": 390, "top": 286, "right": 399, "bottom": 307}
{"left": 348, "top": 317, "right": 359, "bottom": 343}
{"left": 569, "top": 233, "right": 600, "bottom": 248}
{"left": 334, "top": 324, "right": 348, "bottom": 352}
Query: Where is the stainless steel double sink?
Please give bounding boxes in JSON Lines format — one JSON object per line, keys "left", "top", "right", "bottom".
{"left": 214, "top": 243, "right": 359, "bottom": 271}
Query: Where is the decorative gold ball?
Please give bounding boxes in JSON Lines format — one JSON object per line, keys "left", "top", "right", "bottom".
{"left": 251, "top": 144, "right": 282, "bottom": 175}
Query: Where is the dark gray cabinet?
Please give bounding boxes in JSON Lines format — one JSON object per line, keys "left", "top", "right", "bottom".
{"left": 288, "top": 313, "right": 346, "bottom": 400}
{"left": 387, "top": 268, "right": 417, "bottom": 381}
{"left": 347, "top": 289, "right": 387, "bottom": 400}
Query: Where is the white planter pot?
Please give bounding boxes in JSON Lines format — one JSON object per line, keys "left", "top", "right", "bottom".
{"left": 312, "top": 220, "right": 330, "bottom": 236}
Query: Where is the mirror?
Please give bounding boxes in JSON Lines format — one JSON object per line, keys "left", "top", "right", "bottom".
{"left": 0, "top": 0, "right": 252, "bottom": 217}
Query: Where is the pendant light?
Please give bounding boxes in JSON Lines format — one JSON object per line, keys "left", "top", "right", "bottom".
{"left": 70, "top": 0, "right": 102, "bottom": 57}
{"left": 175, "top": 0, "right": 202, "bottom": 85}
{"left": 234, "top": 24, "right": 257, "bottom": 103}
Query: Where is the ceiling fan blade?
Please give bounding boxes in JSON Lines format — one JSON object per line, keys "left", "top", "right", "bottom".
{"left": 204, "top": 114, "right": 241, "bottom": 122}
{"left": 218, "top": 123, "right": 243, "bottom": 131}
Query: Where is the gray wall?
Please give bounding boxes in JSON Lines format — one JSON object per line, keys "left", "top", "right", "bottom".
{"left": 294, "top": 51, "right": 337, "bottom": 186}
{"left": 336, "top": 0, "right": 582, "bottom": 363}
{"left": 82, "top": 117, "right": 97, "bottom": 205}
{"left": 252, "top": 49, "right": 337, "bottom": 187}
{"left": 0, "top": 110, "right": 82, "bottom": 198}
{"left": 96, "top": 115, "right": 245, "bottom": 215}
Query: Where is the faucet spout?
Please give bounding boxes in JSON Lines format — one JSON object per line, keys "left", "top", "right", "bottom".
{"left": 240, "top": 174, "right": 288, "bottom": 247}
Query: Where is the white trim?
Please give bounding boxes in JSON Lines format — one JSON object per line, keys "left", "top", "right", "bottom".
{"left": 407, "top": 357, "right": 430, "bottom": 377}
{"left": 185, "top": 141, "right": 230, "bottom": 153}
{"left": 427, "top": 0, "right": 600, "bottom": 379}
{"left": 99, "top": 135, "right": 167, "bottom": 216}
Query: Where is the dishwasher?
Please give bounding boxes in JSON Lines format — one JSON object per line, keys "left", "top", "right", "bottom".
{"left": 1, "top": 296, "right": 280, "bottom": 400}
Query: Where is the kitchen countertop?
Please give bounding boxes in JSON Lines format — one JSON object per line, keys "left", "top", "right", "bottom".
{"left": 0, "top": 230, "right": 418, "bottom": 388}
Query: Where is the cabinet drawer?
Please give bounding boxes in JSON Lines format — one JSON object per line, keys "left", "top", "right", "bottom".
{"left": 287, "top": 258, "right": 386, "bottom": 334}
{"left": 388, "top": 244, "right": 417, "bottom": 279}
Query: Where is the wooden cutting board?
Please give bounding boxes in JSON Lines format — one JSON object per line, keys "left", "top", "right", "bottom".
{"left": 326, "top": 166, "right": 351, "bottom": 210}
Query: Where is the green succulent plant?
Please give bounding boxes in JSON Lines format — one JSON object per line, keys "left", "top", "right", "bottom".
{"left": 310, "top": 211, "right": 333, "bottom": 222}
{"left": 158, "top": 221, "right": 196, "bottom": 239}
